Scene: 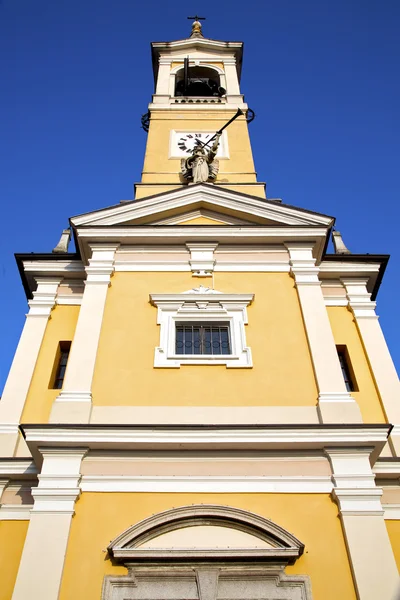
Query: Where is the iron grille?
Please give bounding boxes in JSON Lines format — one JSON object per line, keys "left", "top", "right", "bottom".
{"left": 176, "top": 324, "right": 231, "bottom": 355}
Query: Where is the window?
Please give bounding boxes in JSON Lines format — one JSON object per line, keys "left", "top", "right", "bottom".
{"left": 337, "top": 345, "right": 358, "bottom": 392}
{"left": 50, "top": 342, "right": 71, "bottom": 389}
{"left": 176, "top": 323, "right": 231, "bottom": 355}
{"left": 150, "top": 287, "right": 254, "bottom": 368}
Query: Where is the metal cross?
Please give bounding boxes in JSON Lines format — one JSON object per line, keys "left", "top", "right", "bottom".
{"left": 187, "top": 15, "right": 206, "bottom": 21}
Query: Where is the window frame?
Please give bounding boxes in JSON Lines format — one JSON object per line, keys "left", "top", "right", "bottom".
{"left": 150, "top": 287, "right": 254, "bottom": 368}
{"left": 49, "top": 341, "right": 71, "bottom": 389}
{"left": 336, "top": 345, "right": 358, "bottom": 393}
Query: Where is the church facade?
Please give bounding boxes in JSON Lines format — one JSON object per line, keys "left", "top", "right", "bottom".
{"left": 0, "top": 20, "right": 400, "bottom": 600}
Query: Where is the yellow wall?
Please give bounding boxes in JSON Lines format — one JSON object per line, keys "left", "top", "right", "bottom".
{"left": 59, "top": 492, "right": 356, "bottom": 600}
{"left": 0, "top": 521, "right": 28, "bottom": 600}
{"left": 327, "top": 307, "right": 386, "bottom": 423}
{"left": 386, "top": 521, "right": 400, "bottom": 572}
{"left": 21, "top": 305, "right": 80, "bottom": 423}
{"left": 92, "top": 272, "right": 318, "bottom": 407}
{"left": 140, "top": 109, "right": 263, "bottom": 199}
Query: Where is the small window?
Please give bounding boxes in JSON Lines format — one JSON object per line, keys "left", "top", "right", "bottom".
{"left": 176, "top": 323, "right": 231, "bottom": 355}
{"left": 337, "top": 345, "right": 358, "bottom": 392}
{"left": 50, "top": 341, "right": 71, "bottom": 389}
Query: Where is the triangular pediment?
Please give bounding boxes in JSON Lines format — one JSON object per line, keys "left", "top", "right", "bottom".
{"left": 71, "top": 183, "right": 334, "bottom": 229}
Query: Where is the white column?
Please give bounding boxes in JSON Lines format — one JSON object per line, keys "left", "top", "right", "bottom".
{"left": 286, "top": 244, "right": 362, "bottom": 423}
{"left": 11, "top": 448, "right": 87, "bottom": 600}
{"left": 342, "top": 278, "right": 400, "bottom": 454}
{"left": 153, "top": 59, "right": 172, "bottom": 103}
{"left": 326, "top": 448, "right": 399, "bottom": 600}
{"left": 223, "top": 60, "right": 243, "bottom": 104}
{"left": 50, "top": 245, "right": 118, "bottom": 424}
{"left": 0, "top": 278, "right": 61, "bottom": 456}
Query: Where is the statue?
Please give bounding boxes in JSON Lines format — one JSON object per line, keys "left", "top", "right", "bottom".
{"left": 181, "top": 134, "right": 220, "bottom": 183}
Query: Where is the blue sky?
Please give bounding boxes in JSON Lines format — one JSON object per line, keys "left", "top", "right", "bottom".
{"left": 0, "top": 0, "right": 399, "bottom": 392}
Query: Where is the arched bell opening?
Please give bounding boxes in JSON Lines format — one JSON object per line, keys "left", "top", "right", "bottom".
{"left": 175, "top": 66, "right": 225, "bottom": 98}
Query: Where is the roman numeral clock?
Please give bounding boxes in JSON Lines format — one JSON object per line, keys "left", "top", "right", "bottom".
{"left": 170, "top": 130, "right": 228, "bottom": 158}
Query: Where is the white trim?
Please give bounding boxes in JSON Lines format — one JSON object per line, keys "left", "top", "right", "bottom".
{"left": 56, "top": 294, "right": 83, "bottom": 305}
{"left": 80, "top": 474, "right": 332, "bottom": 493}
{"left": 0, "top": 460, "right": 37, "bottom": 478}
{"left": 71, "top": 185, "right": 333, "bottom": 228}
{"left": 383, "top": 504, "right": 400, "bottom": 520}
{"left": 150, "top": 287, "right": 254, "bottom": 368}
{"left": 324, "top": 297, "right": 348, "bottom": 306}
{"left": 22, "top": 425, "right": 390, "bottom": 456}
{"left": 0, "top": 505, "right": 33, "bottom": 520}
{"left": 373, "top": 461, "right": 400, "bottom": 478}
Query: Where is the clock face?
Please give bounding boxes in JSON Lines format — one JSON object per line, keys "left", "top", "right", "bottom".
{"left": 171, "top": 131, "right": 228, "bottom": 159}
{"left": 177, "top": 133, "right": 214, "bottom": 154}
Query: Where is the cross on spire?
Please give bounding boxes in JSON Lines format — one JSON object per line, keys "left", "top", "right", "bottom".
{"left": 187, "top": 15, "right": 205, "bottom": 38}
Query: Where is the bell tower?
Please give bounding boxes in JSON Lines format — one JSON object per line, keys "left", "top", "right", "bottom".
{"left": 136, "top": 18, "right": 265, "bottom": 199}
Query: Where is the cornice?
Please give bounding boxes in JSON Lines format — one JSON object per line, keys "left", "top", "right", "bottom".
{"left": 20, "top": 424, "right": 391, "bottom": 465}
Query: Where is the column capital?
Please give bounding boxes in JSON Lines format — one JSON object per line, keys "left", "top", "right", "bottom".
{"left": 27, "top": 277, "right": 62, "bottom": 317}
{"left": 341, "top": 277, "right": 378, "bottom": 319}
{"left": 325, "top": 447, "right": 384, "bottom": 515}
{"left": 31, "top": 447, "right": 88, "bottom": 515}
{"left": 285, "top": 243, "right": 320, "bottom": 286}
{"left": 85, "top": 244, "right": 119, "bottom": 285}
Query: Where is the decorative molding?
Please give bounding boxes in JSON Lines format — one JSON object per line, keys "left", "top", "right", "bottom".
{"left": 341, "top": 278, "right": 378, "bottom": 319}
{"left": 102, "top": 567, "right": 313, "bottom": 600}
{"left": 186, "top": 242, "right": 218, "bottom": 276}
{"left": 30, "top": 448, "right": 88, "bottom": 515}
{"left": 56, "top": 294, "right": 83, "bottom": 305}
{"left": 0, "top": 459, "right": 37, "bottom": 479}
{"left": 326, "top": 448, "right": 385, "bottom": 516}
{"left": 27, "top": 278, "right": 62, "bottom": 317}
{"left": 383, "top": 504, "right": 400, "bottom": 520}
{"left": 81, "top": 474, "right": 332, "bottom": 493}
{"left": 21, "top": 425, "right": 391, "bottom": 457}
{"left": 108, "top": 505, "right": 304, "bottom": 564}
{"left": 85, "top": 244, "right": 119, "bottom": 285}
{"left": 71, "top": 184, "right": 333, "bottom": 228}
{"left": 285, "top": 243, "right": 320, "bottom": 286}
{"left": 149, "top": 288, "right": 254, "bottom": 368}
{"left": 0, "top": 505, "right": 33, "bottom": 520}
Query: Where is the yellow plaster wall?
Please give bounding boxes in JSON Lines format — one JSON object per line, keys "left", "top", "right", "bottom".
{"left": 141, "top": 110, "right": 262, "bottom": 199}
{"left": 386, "top": 521, "right": 400, "bottom": 572}
{"left": 91, "top": 272, "right": 318, "bottom": 407}
{"left": 0, "top": 520, "right": 28, "bottom": 600}
{"left": 59, "top": 492, "right": 356, "bottom": 600}
{"left": 327, "top": 307, "right": 386, "bottom": 423}
{"left": 179, "top": 216, "right": 228, "bottom": 225}
{"left": 21, "top": 305, "right": 80, "bottom": 423}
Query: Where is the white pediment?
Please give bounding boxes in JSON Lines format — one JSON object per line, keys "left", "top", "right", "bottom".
{"left": 71, "top": 183, "right": 333, "bottom": 229}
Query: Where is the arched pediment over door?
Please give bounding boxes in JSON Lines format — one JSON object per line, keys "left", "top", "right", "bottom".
{"left": 103, "top": 505, "right": 313, "bottom": 600}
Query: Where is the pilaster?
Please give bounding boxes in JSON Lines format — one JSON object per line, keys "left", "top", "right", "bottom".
{"left": 326, "top": 448, "right": 398, "bottom": 600}
{"left": 342, "top": 278, "right": 400, "bottom": 454}
{"left": 11, "top": 448, "right": 87, "bottom": 600}
{"left": 50, "top": 244, "right": 118, "bottom": 423}
{"left": 0, "top": 278, "right": 61, "bottom": 456}
{"left": 286, "top": 244, "right": 362, "bottom": 423}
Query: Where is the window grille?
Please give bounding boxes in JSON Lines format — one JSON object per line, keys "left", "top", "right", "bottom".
{"left": 176, "top": 324, "right": 231, "bottom": 355}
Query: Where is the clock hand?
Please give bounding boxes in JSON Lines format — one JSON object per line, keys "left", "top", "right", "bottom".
{"left": 196, "top": 108, "right": 244, "bottom": 150}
